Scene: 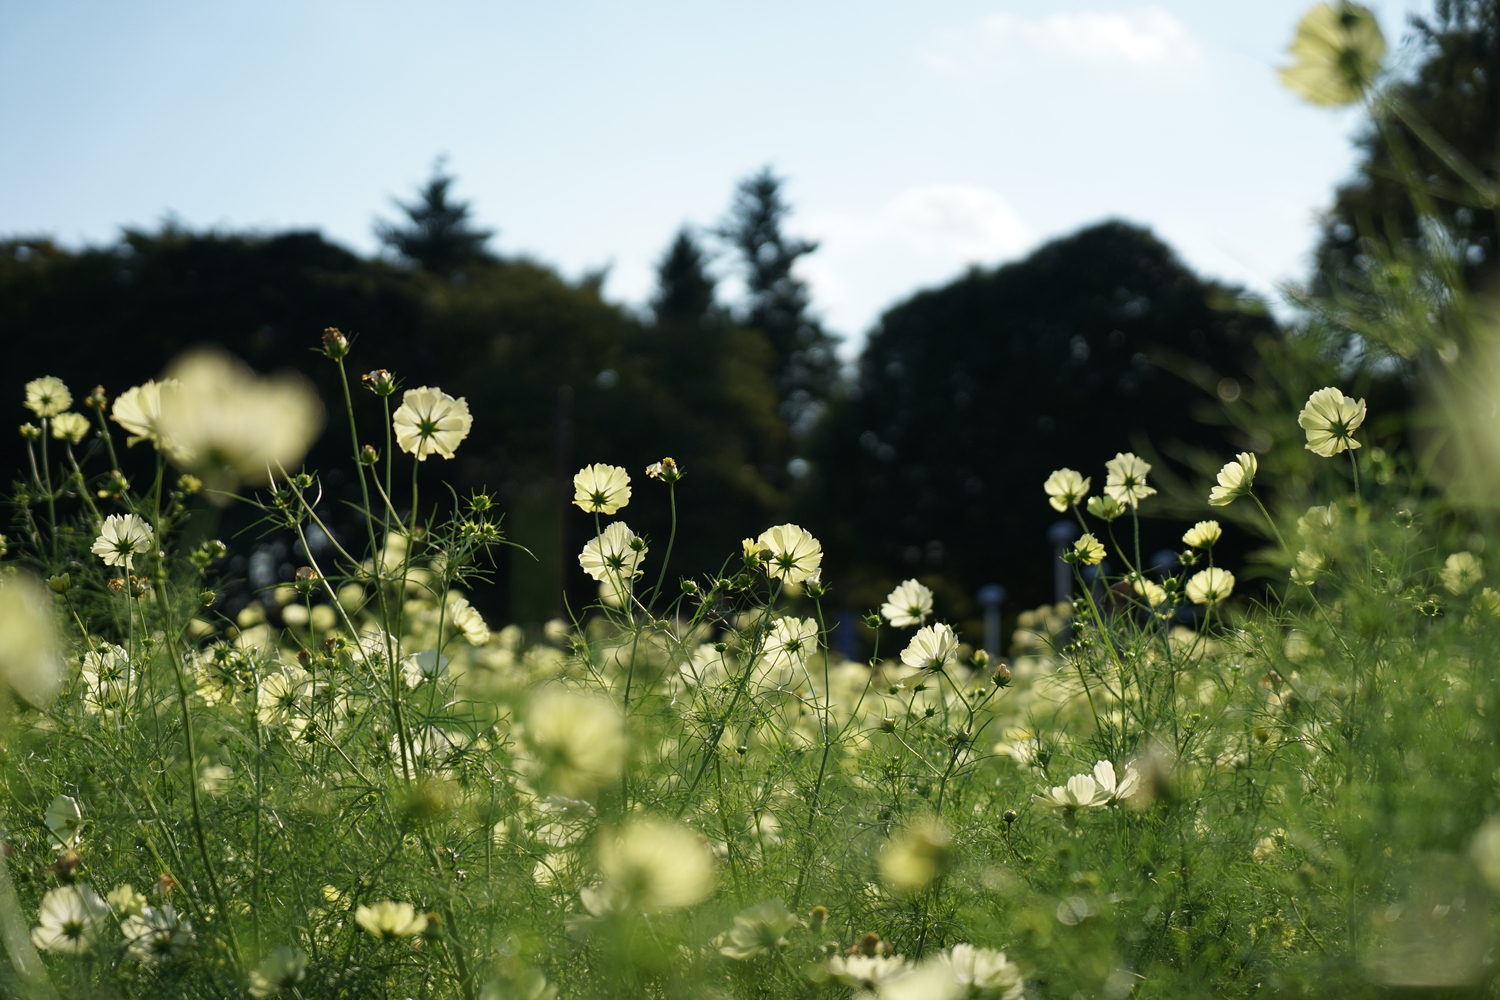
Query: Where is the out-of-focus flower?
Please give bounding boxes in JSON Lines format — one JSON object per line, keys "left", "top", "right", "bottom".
{"left": 392, "top": 386, "right": 472, "bottom": 461}
{"left": 25, "top": 377, "right": 72, "bottom": 418}
{"left": 80, "top": 643, "right": 132, "bottom": 715}
{"left": 45, "top": 794, "right": 83, "bottom": 850}
{"left": 355, "top": 901, "right": 427, "bottom": 940}
{"left": 401, "top": 650, "right": 450, "bottom": 688}
{"left": 1086, "top": 495, "right": 1126, "bottom": 522}
{"left": 578, "top": 522, "right": 647, "bottom": 584}
{"left": 449, "top": 596, "right": 490, "bottom": 644}
{"left": 1298, "top": 386, "right": 1366, "bottom": 457}
{"left": 199, "top": 764, "right": 232, "bottom": 796}
{"left": 1186, "top": 567, "right": 1235, "bottom": 606}
{"left": 1044, "top": 468, "right": 1090, "bottom": 512}
{"left": 900, "top": 623, "right": 959, "bottom": 671}
{"left": 885, "top": 945, "right": 1024, "bottom": 1000}
{"left": 107, "top": 884, "right": 147, "bottom": 918}
{"left": 1036, "top": 773, "right": 1112, "bottom": 810}
{"left": 1209, "top": 452, "right": 1258, "bottom": 506}
{"left": 595, "top": 816, "right": 715, "bottom": 913}
{"left": 1072, "top": 534, "right": 1105, "bottom": 566}
{"left": 92, "top": 513, "right": 154, "bottom": 569}
{"left": 1442, "top": 552, "right": 1483, "bottom": 595}
{"left": 879, "top": 818, "right": 952, "bottom": 894}
{"left": 249, "top": 945, "right": 309, "bottom": 997}
{"left": 50, "top": 411, "right": 89, "bottom": 445}
{"left": 156, "top": 350, "right": 324, "bottom": 491}
{"left": 256, "top": 667, "right": 312, "bottom": 730}
{"left": 0, "top": 572, "right": 67, "bottom": 708}
{"left": 1104, "top": 452, "right": 1156, "bottom": 507}
{"left": 717, "top": 898, "right": 803, "bottom": 959}
{"left": 1133, "top": 576, "right": 1168, "bottom": 608}
{"left": 1291, "top": 548, "right": 1326, "bottom": 586}
{"left": 1183, "top": 520, "right": 1222, "bottom": 549}
{"left": 756, "top": 523, "right": 823, "bottom": 584}
{"left": 524, "top": 689, "right": 627, "bottom": 798}
{"left": 1279, "top": 2, "right": 1385, "bottom": 107}
{"left": 30, "top": 885, "right": 108, "bottom": 954}
{"left": 881, "top": 579, "right": 934, "bottom": 628}
{"left": 762, "top": 617, "right": 819, "bottom": 676}
{"left": 573, "top": 464, "right": 631, "bottom": 514}
{"left": 112, "top": 379, "right": 178, "bottom": 450}
{"left": 828, "top": 954, "right": 911, "bottom": 993}
{"left": 122, "top": 904, "right": 194, "bottom": 963}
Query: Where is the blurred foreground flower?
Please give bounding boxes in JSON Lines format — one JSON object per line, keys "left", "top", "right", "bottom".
{"left": 1442, "top": 552, "right": 1483, "bottom": 595}
{"left": 763, "top": 616, "right": 819, "bottom": 676}
{"left": 392, "top": 386, "right": 472, "bottom": 460}
{"left": 249, "top": 945, "right": 309, "bottom": 997}
{"left": 1299, "top": 386, "right": 1366, "bottom": 457}
{"left": 573, "top": 463, "right": 631, "bottom": 514}
{"left": 756, "top": 523, "right": 823, "bottom": 584}
{"left": 355, "top": 901, "right": 427, "bottom": 940}
{"left": 523, "top": 689, "right": 627, "bottom": 798}
{"left": 595, "top": 816, "right": 714, "bottom": 913}
{"left": 883, "top": 945, "right": 1024, "bottom": 1000}
{"left": 829, "top": 954, "right": 911, "bottom": 994}
{"left": 0, "top": 572, "right": 66, "bottom": 708}
{"left": 155, "top": 350, "right": 324, "bottom": 492}
{"left": 879, "top": 817, "right": 952, "bottom": 894}
{"left": 31, "top": 884, "right": 108, "bottom": 954}
{"left": 1279, "top": 2, "right": 1385, "bottom": 107}
{"left": 717, "top": 898, "right": 802, "bottom": 959}
{"left": 122, "top": 904, "right": 195, "bottom": 963}
{"left": 882, "top": 579, "right": 934, "bottom": 628}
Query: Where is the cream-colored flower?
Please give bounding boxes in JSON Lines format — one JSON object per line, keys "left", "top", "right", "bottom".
{"left": 1473, "top": 587, "right": 1500, "bottom": 619}
{"left": 50, "top": 411, "right": 90, "bottom": 445}
{"left": 157, "top": 350, "right": 325, "bottom": 490}
{"left": 1073, "top": 533, "right": 1105, "bottom": 566}
{"left": 0, "top": 573, "right": 66, "bottom": 708}
{"left": 596, "top": 816, "right": 715, "bottom": 913}
{"left": 1035, "top": 773, "right": 1111, "bottom": 810}
{"left": 80, "top": 643, "right": 132, "bottom": 715}
{"left": 1290, "top": 548, "right": 1326, "bottom": 586}
{"left": 1104, "top": 452, "right": 1156, "bottom": 506}
{"left": 1091, "top": 760, "right": 1140, "bottom": 803}
{"left": 900, "top": 623, "right": 958, "bottom": 671}
{"left": 762, "top": 617, "right": 819, "bottom": 678}
{"left": 256, "top": 667, "right": 312, "bottom": 730}
{"left": 1297, "top": 504, "right": 1341, "bottom": 541}
{"left": 879, "top": 818, "right": 952, "bottom": 894}
{"left": 1182, "top": 520, "right": 1222, "bottom": 549}
{"left": 1086, "top": 495, "right": 1126, "bottom": 522}
{"left": 122, "top": 904, "right": 194, "bottom": 963}
{"left": 1443, "top": 552, "right": 1483, "bottom": 595}
{"left": 92, "top": 513, "right": 154, "bottom": 569}
{"left": 25, "top": 377, "right": 72, "bottom": 418}
{"left": 1279, "top": 2, "right": 1386, "bottom": 107}
{"left": 578, "top": 522, "right": 647, "bottom": 584}
{"left": 828, "top": 954, "right": 912, "bottom": 993}
{"left": 111, "top": 379, "right": 179, "bottom": 449}
{"left": 1208, "top": 452, "right": 1258, "bottom": 506}
{"left": 1298, "top": 386, "right": 1366, "bottom": 457}
{"left": 106, "top": 884, "right": 147, "bottom": 918}
{"left": 401, "top": 650, "right": 450, "bottom": 688}
{"left": 1186, "top": 567, "right": 1235, "bottom": 606}
{"left": 1133, "top": 577, "right": 1168, "bottom": 608}
{"left": 249, "top": 945, "right": 309, "bottom": 997}
{"left": 882, "top": 579, "right": 934, "bottom": 628}
{"left": 904, "top": 945, "right": 1024, "bottom": 1000}
{"left": 392, "top": 386, "right": 472, "bottom": 461}
{"left": 756, "top": 523, "right": 823, "bottom": 583}
{"left": 30, "top": 885, "right": 108, "bottom": 954}
{"left": 1044, "top": 468, "right": 1090, "bottom": 512}
{"left": 44, "top": 794, "right": 83, "bottom": 850}
{"left": 448, "top": 596, "right": 490, "bottom": 644}
{"left": 717, "top": 898, "right": 803, "bottom": 960}
{"left": 354, "top": 901, "right": 427, "bottom": 940}
{"left": 573, "top": 463, "right": 631, "bottom": 514}
{"left": 524, "top": 689, "right": 627, "bottom": 798}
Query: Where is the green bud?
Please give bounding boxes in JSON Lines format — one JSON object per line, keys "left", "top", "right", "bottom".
{"left": 47, "top": 573, "right": 71, "bottom": 594}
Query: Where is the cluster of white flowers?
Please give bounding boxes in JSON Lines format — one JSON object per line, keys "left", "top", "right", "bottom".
{"left": 1035, "top": 760, "right": 1140, "bottom": 810}
{"left": 830, "top": 944, "right": 1023, "bottom": 1000}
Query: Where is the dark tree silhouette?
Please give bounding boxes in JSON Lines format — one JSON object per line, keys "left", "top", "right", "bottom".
{"left": 651, "top": 228, "right": 718, "bottom": 328}
{"left": 375, "top": 161, "right": 495, "bottom": 276}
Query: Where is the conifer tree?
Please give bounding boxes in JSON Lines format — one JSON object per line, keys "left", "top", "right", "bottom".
{"left": 375, "top": 161, "right": 495, "bottom": 276}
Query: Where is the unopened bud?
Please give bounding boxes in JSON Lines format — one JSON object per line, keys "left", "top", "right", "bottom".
{"left": 361, "top": 369, "right": 396, "bottom": 396}
{"left": 199, "top": 590, "right": 216, "bottom": 607}
{"left": 680, "top": 579, "right": 699, "bottom": 596}
{"left": 321, "top": 327, "right": 350, "bottom": 360}
{"left": 972, "top": 649, "right": 990, "bottom": 670}
{"left": 809, "top": 905, "right": 828, "bottom": 931}
{"left": 47, "top": 574, "right": 71, "bottom": 595}
{"left": 864, "top": 614, "right": 882, "bottom": 629}
{"left": 84, "top": 386, "right": 108, "bottom": 411}
{"left": 360, "top": 444, "right": 379, "bottom": 466}
{"left": 19, "top": 423, "right": 40, "bottom": 441}
{"left": 1002, "top": 809, "right": 1018, "bottom": 825}
{"left": 177, "top": 474, "right": 203, "bottom": 495}
{"left": 992, "top": 661, "right": 1012, "bottom": 688}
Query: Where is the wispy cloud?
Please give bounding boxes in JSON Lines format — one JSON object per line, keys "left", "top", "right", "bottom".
{"left": 920, "top": 7, "right": 1202, "bottom": 77}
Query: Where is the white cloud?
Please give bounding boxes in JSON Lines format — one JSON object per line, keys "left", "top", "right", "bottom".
{"left": 884, "top": 183, "right": 1029, "bottom": 260}
{"left": 920, "top": 6, "right": 1202, "bottom": 77}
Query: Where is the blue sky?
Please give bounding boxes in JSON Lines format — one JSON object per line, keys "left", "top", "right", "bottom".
{"left": 0, "top": 1, "right": 1429, "bottom": 347}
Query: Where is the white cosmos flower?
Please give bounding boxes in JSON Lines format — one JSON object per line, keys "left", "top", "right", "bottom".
{"left": 92, "top": 513, "right": 154, "bottom": 569}
{"left": 573, "top": 463, "right": 631, "bottom": 514}
{"left": 1132, "top": 576, "right": 1168, "bottom": 608}
{"left": 716, "top": 898, "right": 803, "bottom": 960}
{"left": 80, "top": 643, "right": 133, "bottom": 715}
{"left": 578, "top": 522, "right": 647, "bottom": 584}
{"left": 1279, "top": 1, "right": 1386, "bottom": 107}
{"left": 1104, "top": 452, "right": 1156, "bottom": 506}
{"left": 1091, "top": 760, "right": 1140, "bottom": 802}
{"left": 400, "top": 650, "right": 450, "bottom": 688}
{"left": 881, "top": 579, "right": 934, "bottom": 628}
{"left": 157, "top": 350, "right": 325, "bottom": 490}
{"left": 523, "top": 689, "right": 627, "bottom": 798}
{"left": 448, "top": 595, "right": 490, "bottom": 644}
{"left": 122, "top": 904, "right": 194, "bottom": 963}
{"left": 1043, "top": 468, "right": 1090, "bottom": 512}
{"left": 1186, "top": 567, "right": 1235, "bottom": 606}
{"left": 111, "top": 379, "right": 179, "bottom": 450}
{"left": 900, "top": 623, "right": 958, "bottom": 671}
{"left": 1073, "top": 534, "right": 1105, "bottom": 566}
{"left": 44, "top": 794, "right": 83, "bottom": 850}
{"left": 0, "top": 573, "right": 66, "bottom": 708}
{"left": 596, "top": 816, "right": 715, "bottom": 913}
{"left": 249, "top": 945, "right": 309, "bottom": 997}
{"left": 1182, "top": 520, "right": 1222, "bottom": 549}
{"left": 1208, "top": 452, "right": 1258, "bottom": 506}
{"left": 1035, "top": 772, "right": 1112, "bottom": 810}
{"left": 256, "top": 667, "right": 313, "bottom": 730}
{"left": 392, "top": 386, "right": 472, "bottom": 460}
{"left": 1298, "top": 386, "right": 1366, "bottom": 457}
{"left": 1442, "top": 552, "right": 1484, "bottom": 595}
{"left": 761, "top": 617, "right": 819, "bottom": 682}
{"left": 354, "top": 901, "right": 427, "bottom": 940}
{"left": 50, "top": 411, "right": 90, "bottom": 445}
{"left": 25, "top": 377, "right": 72, "bottom": 418}
{"left": 30, "top": 884, "right": 108, "bottom": 954}
{"left": 756, "top": 523, "right": 823, "bottom": 583}
{"left": 828, "top": 954, "right": 912, "bottom": 993}
{"left": 888, "top": 945, "right": 1024, "bottom": 1000}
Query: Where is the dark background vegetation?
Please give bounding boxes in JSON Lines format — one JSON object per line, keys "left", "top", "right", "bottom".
{"left": 4, "top": 2, "right": 1494, "bottom": 651}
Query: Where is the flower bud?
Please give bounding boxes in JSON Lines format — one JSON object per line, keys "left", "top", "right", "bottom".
{"left": 680, "top": 579, "right": 699, "bottom": 596}
{"left": 321, "top": 327, "right": 351, "bottom": 360}
{"left": 177, "top": 474, "right": 203, "bottom": 495}
{"left": 19, "top": 423, "right": 40, "bottom": 441}
{"left": 294, "top": 566, "right": 319, "bottom": 596}
{"left": 360, "top": 444, "right": 379, "bottom": 466}
{"left": 864, "top": 614, "right": 882, "bottom": 629}
{"left": 972, "top": 648, "right": 990, "bottom": 670}
{"left": 84, "top": 385, "right": 108, "bottom": 411}
{"left": 199, "top": 590, "right": 216, "bottom": 607}
{"left": 47, "top": 573, "right": 71, "bottom": 594}
{"left": 361, "top": 369, "right": 396, "bottom": 396}
{"left": 809, "top": 905, "right": 828, "bottom": 931}
{"left": 1002, "top": 809, "right": 1018, "bottom": 825}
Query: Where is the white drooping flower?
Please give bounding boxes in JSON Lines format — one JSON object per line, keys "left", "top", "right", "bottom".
{"left": 1442, "top": 552, "right": 1484, "bottom": 595}
{"left": 354, "top": 901, "right": 428, "bottom": 940}
{"left": 157, "top": 349, "right": 325, "bottom": 490}
{"left": 1208, "top": 452, "right": 1258, "bottom": 506}
{"left": 448, "top": 595, "right": 490, "bottom": 644}
{"left": 1298, "top": 386, "right": 1367, "bottom": 457}
{"left": 30, "top": 884, "right": 108, "bottom": 954}
{"left": 900, "top": 623, "right": 959, "bottom": 672}
{"left": 578, "top": 522, "right": 647, "bottom": 585}
{"left": 881, "top": 579, "right": 934, "bottom": 628}
{"left": 392, "top": 386, "right": 473, "bottom": 461}
{"left": 716, "top": 898, "right": 803, "bottom": 960}
{"left": 1279, "top": 2, "right": 1386, "bottom": 107}
{"left": 122, "top": 904, "right": 195, "bottom": 963}
{"left": 50, "top": 411, "right": 90, "bottom": 445}
{"left": 755, "top": 523, "right": 823, "bottom": 584}
{"left": 44, "top": 794, "right": 83, "bottom": 850}
{"left": 0, "top": 572, "right": 66, "bottom": 708}
{"left": 1186, "top": 567, "right": 1235, "bottom": 606}
{"left": 1043, "top": 468, "right": 1090, "bottom": 512}
{"left": 1104, "top": 452, "right": 1157, "bottom": 507}
{"left": 573, "top": 463, "right": 631, "bottom": 514}
{"left": 111, "top": 379, "right": 179, "bottom": 450}
{"left": 400, "top": 650, "right": 451, "bottom": 688}
{"left": 249, "top": 945, "right": 309, "bottom": 997}
{"left": 523, "top": 689, "right": 628, "bottom": 798}
{"left": 24, "top": 376, "right": 72, "bottom": 418}
{"left": 1182, "top": 520, "right": 1222, "bottom": 549}
{"left": 595, "top": 815, "right": 715, "bottom": 913}
{"left": 92, "top": 513, "right": 154, "bottom": 569}
{"left": 79, "top": 643, "right": 133, "bottom": 715}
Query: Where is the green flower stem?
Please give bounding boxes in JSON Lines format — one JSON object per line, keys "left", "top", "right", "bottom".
{"left": 647, "top": 481, "right": 678, "bottom": 608}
